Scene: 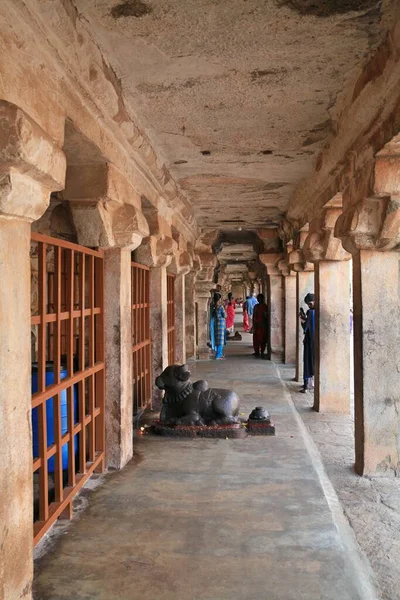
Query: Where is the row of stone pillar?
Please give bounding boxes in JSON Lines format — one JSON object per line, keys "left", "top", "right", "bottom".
{"left": 0, "top": 101, "right": 198, "bottom": 599}
{"left": 266, "top": 193, "right": 399, "bottom": 479}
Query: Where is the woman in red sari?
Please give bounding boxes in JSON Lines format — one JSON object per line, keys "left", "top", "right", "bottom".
{"left": 252, "top": 293, "right": 269, "bottom": 359}
{"left": 243, "top": 296, "right": 250, "bottom": 332}
{"left": 225, "top": 292, "right": 236, "bottom": 334}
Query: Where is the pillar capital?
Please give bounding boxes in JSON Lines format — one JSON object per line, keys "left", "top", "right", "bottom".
{"left": 259, "top": 252, "right": 283, "bottom": 276}
{"left": 135, "top": 234, "right": 177, "bottom": 267}
{"left": 66, "top": 163, "right": 149, "bottom": 249}
{"left": 287, "top": 249, "right": 314, "bottom": 272}
{"left": 169, "top": 250, "right": 194, "bottom": 275}
{"left": 277, "top": 259, "right": 295, "bottom": 277}
{"left": 303, "top": 195, "right": 351, "bottom": 263}
{"left": 335, "top": 195, "right": 400, "bottom": 254}
{"left": 196, "top": 252, "right": 217, "bottom": 282}
{"left": 0, "top": 101, "right": 66, "bottom": 221}
{"left": 70, "top": 201, "right": 149, "bottom": 250}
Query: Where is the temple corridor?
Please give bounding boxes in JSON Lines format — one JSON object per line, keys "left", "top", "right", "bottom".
{"left": 34, "top": 321, "right": 374, "bottom": 600}
{"left": 2, "top": 2, "right": 400, "bottom": 599}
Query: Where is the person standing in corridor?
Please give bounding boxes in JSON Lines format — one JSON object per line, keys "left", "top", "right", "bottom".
{"left": 212, "top": 293, "right": 226, "bottom": 359}
{"left": 300, "top": 293, "right": 315, "bottom": 392}
{"left": 225, "top": 292, "right": 236, "bottom": 336}
{"left": 252, "top": 293, "right": 269, "bottom": 359}
{"left": 243, "top": 296, "right": 250, "bottom": 332}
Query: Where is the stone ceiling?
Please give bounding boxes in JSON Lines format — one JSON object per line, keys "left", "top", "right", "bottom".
{"left": 76, "top": 0, "right": 392, "bottom": 231}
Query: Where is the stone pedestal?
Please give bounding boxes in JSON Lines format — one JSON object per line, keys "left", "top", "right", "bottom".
{"left": 269, "top": 275, "right": 284, "bottom": 354}
{"left": 353, "top": 250, "right": 400, "bottom": 475}
{"left": 296, "top": 271, "right": 314, "bottom": 382}
{"left": 284, "top": 275, "right": 296, "bottom": 364}
{"left": 174, "top": 274, "right": 186, "bottom": 364}
{"left": 104, "top": 247, "right": 133, "bottom": 469}
{"left": 150, "top": 266, "right": 168, "bottom": 402}
{"left": 313, "top": 260, "right": 351, "bottom": 414}
{"left": 185, "top": 272, "right": 197, "bottom": 360}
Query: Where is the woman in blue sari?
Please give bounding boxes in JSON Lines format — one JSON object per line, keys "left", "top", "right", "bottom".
{"left": 211, "top": 293, "right": 226, "bottom": 359}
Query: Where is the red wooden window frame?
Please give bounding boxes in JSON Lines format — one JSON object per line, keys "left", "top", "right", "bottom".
{"left": 167, "top": 273, "right": 176, "bottom": 365}
{"left": 131, "top": 262, "right": 152, "bottom": 413}
{"left": 31, "top": 233, "right": 105, "bottom": 545}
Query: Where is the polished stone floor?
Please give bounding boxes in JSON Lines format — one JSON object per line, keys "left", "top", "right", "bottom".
{"left": 34, "top": 326, "right": 376, "bottom": 600}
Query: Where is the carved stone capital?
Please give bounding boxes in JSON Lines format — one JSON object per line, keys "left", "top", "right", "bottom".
{"left": 287, "top": 248, "right": 314, "bottom": 272}
{"left": 259, "top": 252, "right": 283, "bottom": 276}
{"left": 169, "top": 250, "right": 194, "bottom": 276}
{"left": 303, "top": 199, "right": 351, "bottom": 262}
{"left": 0, "top": 101, "right": 66, "bottom": 221}
{"left": 335, "top": 196, "right": 400, "bottom": 253}
{"left": 256, "top": 228, "right": 281, "bottom": 252}
{"left": 292, "top": 225, "right": 309, "bottom": 251}
{"left": 63, "top": 163, "right": 141, "bottom": 209}
{"left": 195, "top": 230, "right": 220, "bottom": 253}
{"left": 195, "top": 252, "right": 217, "bottom": 282}
{"left": 277, "top": 259, "right": 295, "bottom": 277}
{"left": 277, "top": 219, "right": 295, "bottom": 245}
{"left": 135, "top": 234, "right": 177, "bottom": 267}
{"left": 70, "top": 201, "right": 149, "bottom": 249}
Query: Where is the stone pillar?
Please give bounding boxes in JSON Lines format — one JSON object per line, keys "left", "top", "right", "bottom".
{"left": 67, "top": 169, "right": 149, "bottom": 469}
{"left": 103, "top": 248, "right": 133, "bottom": 469}
{"left": 196, "top": 287, "right": 212, "bottom": 359}
{"left": 259, "top": 253, "right": 284, "bottom": 356}
{"left": 135, "top": 234, "right": 176, "bottom": 403}
{"left": 304, "top": 196, "right": 352, "bottom": 413}
{"left": 185, "top": 271, "right": 197, "bottom": 360}
{"left": 174, "top": 274, "right": 186, "bottom": 364}
{"left": 150, "top": 266, "right": 168, "bottom": 401}
{"left": 194, "top": 251, "right": 217, "bottom": 360}
{"left": 288, "top": 227, "right": 314, "bottom": 383}
{"left": 336, "top": 195, "right": 400, "bottom": 475}
{"left": 314, "top": 261, "right": 350, "bottom": 411}
{"left": 278, "top": 259, "right": 297, "bottom": 364}
{"left": 269, "top": 274, "right": 284, "bottom": 354}
{"left": 0, "top": 101, "right": 66, "bottom": 600}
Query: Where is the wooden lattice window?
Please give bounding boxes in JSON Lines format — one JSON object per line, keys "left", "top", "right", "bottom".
{"left": 31, "top": 233, "right": 105, "bottom": 545}
{"left": 167, "top": 273, "right": 176, "bottom": 365}
{"left": 131, "top": 262, "right": 151, "bottom": 413}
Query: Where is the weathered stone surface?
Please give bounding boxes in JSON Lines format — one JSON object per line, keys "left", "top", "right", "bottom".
{"left": 0, "top": 218, "right": 33, "bottom": 600}
{"left": 174, "top": 274, "right": 186, "bottom": 364}
{"left": 313, "top": 260, "right": 351, "bottom": 415}
{"left": 135, "top": 234, "right": 177, "bottom": 268}
{"left": 303, "top": 195, "right": 351, "bottom": 263}
{"left": 335, "top": 196, "right": 400, "bottom": 254}
{"left": 149, "top": 266, "right": 168, "bottom": 405}
{"left": 283, "top": 273, "right": 296, "bottom": 364}
{"left": 75, "top": 0, "right": 396, "bottom": 230}
{"left": 104, "top": 247, "right": 133, "bottom": 469}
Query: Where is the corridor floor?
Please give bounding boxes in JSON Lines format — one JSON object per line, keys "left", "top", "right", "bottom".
{"left": 34, "top": 333, "right": 375, "bottom": 600}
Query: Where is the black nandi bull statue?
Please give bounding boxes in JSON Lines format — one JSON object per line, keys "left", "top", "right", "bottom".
{"left": 155, "top": 364, "right": 240, "bottom": 426}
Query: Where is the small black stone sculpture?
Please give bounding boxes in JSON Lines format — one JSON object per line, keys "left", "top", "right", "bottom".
{"left": 155, "top": 364, "right": 240, "bottom": 426}
{"left": 248, "top": 406, "right": 270, "bottom": 421}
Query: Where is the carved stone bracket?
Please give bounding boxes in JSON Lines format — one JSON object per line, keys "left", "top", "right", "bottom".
{"left": 303, "top": 195, "right": 351, "bottom": 262}
{"left": 135, "top": 234, "right": 177, "bottom": 267}
{"left": 287, "top": 225, "right": 314, "bottom": 272}
{"left": 335, "top": 195, "right": 400, "bottom": 254}
{"left": 65, "top": 162, "right": 150, "bottom": 249}
{"left": 0, "top": 101, "right": 66, "bottom": 221}
{"left": 259, "top": 252, "right": 283, "bottom": 276}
